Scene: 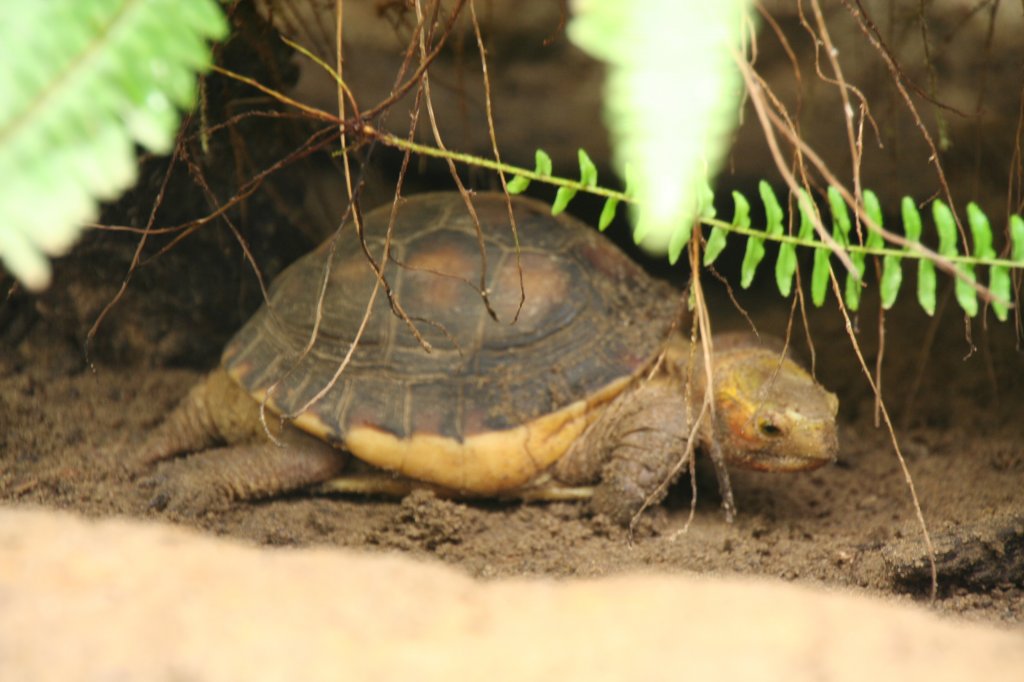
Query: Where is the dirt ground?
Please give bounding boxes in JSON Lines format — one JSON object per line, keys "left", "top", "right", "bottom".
{"left": 2, "top": 260, "right": 1022, "bottom": 629}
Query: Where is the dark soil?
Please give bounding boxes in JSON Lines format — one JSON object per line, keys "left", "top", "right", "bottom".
{"left": 2, "top": 264, "right": 1022, "bottom": 627}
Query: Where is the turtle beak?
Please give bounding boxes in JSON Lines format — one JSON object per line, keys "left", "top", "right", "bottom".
{"left": 765, "top": 402, "right": 839, "bottom": 471}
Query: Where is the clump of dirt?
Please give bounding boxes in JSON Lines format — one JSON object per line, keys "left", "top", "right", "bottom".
{"left": 2, "top": 281, "right": 1022, "bottom": 626}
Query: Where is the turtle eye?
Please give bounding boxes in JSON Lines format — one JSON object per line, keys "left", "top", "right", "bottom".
{"left": 759, "top": 420, "right": 783, "bottom": 437}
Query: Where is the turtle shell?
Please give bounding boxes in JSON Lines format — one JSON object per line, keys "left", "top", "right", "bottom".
{"left": 222, "top": 192, "right": 679, "bottom": 493}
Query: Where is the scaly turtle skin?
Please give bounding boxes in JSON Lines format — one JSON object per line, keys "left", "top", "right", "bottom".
{"left": 135, "top": 192, "right": 839, "bottom": 524}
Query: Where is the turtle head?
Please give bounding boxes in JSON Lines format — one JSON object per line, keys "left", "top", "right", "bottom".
{"left": 709, "top": 348, "right": 839, "bottom": 472}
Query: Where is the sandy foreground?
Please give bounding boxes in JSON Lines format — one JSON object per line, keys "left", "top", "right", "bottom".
{"left": 0, "top": 507, "right": 1021, "bottom": 682}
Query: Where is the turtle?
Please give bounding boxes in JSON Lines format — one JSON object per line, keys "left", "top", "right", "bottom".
{"left": 134, "top": 191, "right": 839, "bottom": 524}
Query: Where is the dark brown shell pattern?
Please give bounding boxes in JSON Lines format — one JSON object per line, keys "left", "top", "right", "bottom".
{"left": 222, "top": 192, "right": 679, "bottom": 444}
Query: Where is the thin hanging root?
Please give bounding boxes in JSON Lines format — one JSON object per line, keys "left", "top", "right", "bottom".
{"left": 410, "top": 0, "right": 502, "bottom": 324}
{"left": 827, "top": 269, "right": 938, "bottom": 601}
{"left": 469, "top": 0, "right": 527, "bottom": 324}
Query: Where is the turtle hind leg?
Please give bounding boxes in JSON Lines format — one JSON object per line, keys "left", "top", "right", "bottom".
{"left": 144, "top": 426, "right": 346, "bottom": 515}
{"left": 129, "top": 380, "right": 218, "bottom": 470}
{"left": 129, "top": 369, "right": 263, "bottom": 470}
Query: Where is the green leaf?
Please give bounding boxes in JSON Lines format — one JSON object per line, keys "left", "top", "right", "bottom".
{"left": 566, "top": 0, "right": 748, "bottom": 259}
{"left": 967, "top": 202, "right": 995, "bottom": 259}
{"left": 811, "top": 246, "right": 830, "bottom": 307}
{"left": 176, "top": 0, "right": 231, "bottom": 30}
{"left": 795, "top": 190, "right": 816, "bottom": 240}
{"left": 826, "top": 187, "right": 862, "bottom": 311}
{"left": 741, "top": 232, "right": 765, "bottom": 289}
{"left": 955, "top": 267, "right": 978, "bottom": 317}
{"left": 751, "top": 182, "right": 784, "bottom": 294}
{"left": 551, "top": 186, "right": 577, "bottom": 215}
{"left": 739, "top": 183, "right": 777, "bottom": 286}
{"left": 667, "top": 222, "right": 694, "bottom": 265}
{"left": 967, "top": 202, "right": 1002, "bottom": 319}
{"left": 863, "top": 189, "right": 885, "bottom": 250}
{"left": 703, "top": 225, "right": 728, "bottom": 266}
{"left": 775, "top": 240, "right": 796, "bottom": 297}
{"left": 669, "top": 183, "right": 710, "bottom": 264}
{"left": 676, "top": 184, "right": 715, "bottom": 264}
{"left": 733, "top": 190, "right": 751, "bottom": 229}
{"left": 876, "top": 197, "right": 901, "bottom": 309}
{"left": 622, "top": 162, "right": 638, "bottom": 198}
{"left": 676, "top": 181, "right": 718, "bottom": 264}
{"left": 844, "top": 269, "right": 866, "bottom": 310}
{"left": 0, "top": 0, "right": 228, "bottom": 291}
{"left": 932, "top": 200, "right": 958, "bottom": 257}
{"left": 1000, "top": 214, "right": 1024, "bottom": 326}
{"left": 880, "top": 256, "right": 902, "bottom": 309}
{"left": 864, "top": 189, "right": 900, "bottom": 309}
{"left": 827, "top": 187, "right": 852, "bottom": 246}
{"left": 901, "top": 198, "right": 933, "bottom": 316}
{"left": 847, "top": 202, "right": 870, "bottom": 311}
{"left": 1010, "top": 215, "right": 1024, "bottom": 262}
{"left": 535, "top": 149, "right": 553, "bottom": 177}
{"left": 632, "top": 212, "right": 650, "bottom": 245}
{"left": 805, "top": 191, "right": 829, "bottom": 307}
{"left": 844, "top": 266, "right": 864, "bottom": 311}
{"left": 598, "top": 197, "right": 619, "bottom": 231}
{"left": 505, "top": 175, "right": 530, "bottom": 194}
{"left": 776, "top": 191, "right": 813, "bottom": 299}
{"left": 918, "top": 259, "right": 937, "bottom": 316}
{"left": 705, "top": 191, "right": 746, "bottom": 267}
{"left": 578, "top": 148, "right": 598, "bottom": 187}
{"left": 990, "top": 264, "right": 1010, "bottom": 322}
{"left": 902, "top": 196, "right": 922, "bottom": 242}
{"left": 761, "top": 181, "right": 784, "bottom": 237}
{"left": 697, "top": 182, "right": 717, "bottom": 220}
{"left": 932, "top": 200, "right": 977, "bottom": 316}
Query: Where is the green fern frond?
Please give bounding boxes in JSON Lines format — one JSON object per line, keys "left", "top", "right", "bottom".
{"left": 371, "top": 133, "right": 1024, "bottom": 321}
{"left": 0, "top": 0, "right": 228, "bottom": 291}
{"left": 568, "top": 0, "right": 751, "bottom": 255}
{"left": 504, "top": 146, "right": 1022, "bottom": 319}
{"left": 713, "top": 183, "right": 1024, "bottom": 319}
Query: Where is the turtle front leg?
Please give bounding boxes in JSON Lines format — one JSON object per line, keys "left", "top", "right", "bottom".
{"left": 553, "top": 378, "right": 694, "bottom": 526}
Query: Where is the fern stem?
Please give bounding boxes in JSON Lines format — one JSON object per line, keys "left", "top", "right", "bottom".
{"left": 704, "top": 217, "right": 1022, "bottom": 271}
{"left": 363, "top": 127, "right": 630, "bottom": 202}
